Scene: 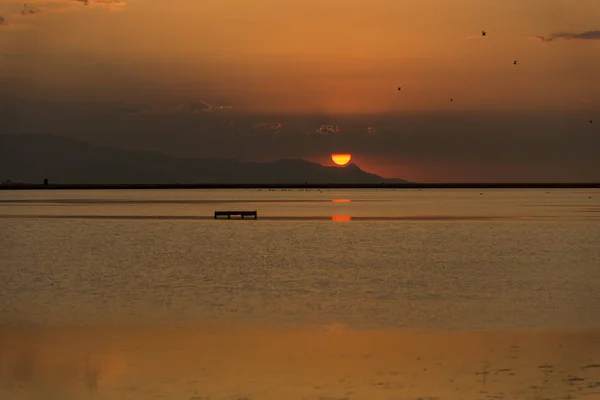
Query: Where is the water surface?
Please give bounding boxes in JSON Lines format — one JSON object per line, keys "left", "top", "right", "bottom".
{"left": 1, "top": 189, "right": 599, "bottom": 399}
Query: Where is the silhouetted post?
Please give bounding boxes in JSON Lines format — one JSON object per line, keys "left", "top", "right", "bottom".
{"left": 43, "top": 178, "right": 49, "bottom": 185}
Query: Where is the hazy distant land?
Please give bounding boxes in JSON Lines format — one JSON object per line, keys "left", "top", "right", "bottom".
{"left": 2, "top": 134, "right": 599, "bottom": 189}
{"left": 0, "top": 134, "right": 407, "bottom": 185}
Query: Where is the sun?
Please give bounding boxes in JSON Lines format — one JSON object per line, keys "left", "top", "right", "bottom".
{"left": 332, "top": 153, "right": 352, "bottom": 166}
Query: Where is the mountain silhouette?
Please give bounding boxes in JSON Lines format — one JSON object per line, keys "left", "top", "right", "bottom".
{"left": 0, "top": 135, "right": 408, "bottom": 184}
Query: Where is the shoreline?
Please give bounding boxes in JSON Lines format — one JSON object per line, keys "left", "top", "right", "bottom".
{"left": 1, "top": 182, "right": 600, "bottom": 190}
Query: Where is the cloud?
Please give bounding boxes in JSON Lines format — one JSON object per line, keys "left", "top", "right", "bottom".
{"left": 24, "top": 0, "right": 125, "bottom": 8}
{"left": 200, "top": 100, "right": 234, "bottom": 113}
{"left": 532, "top": 30, "right": 600, "bottom": 42}
{"left": 314, "top": 124, "right": 342, "bottom": 135}
{"left": 4, "top": 0, "right": 126, "bottom": 14}
{"left": 253, "top": 122, "right": 283, "bottom": 135}
{"left": 73, "top": 0, "right": 126, "bottom": 11}
{"left": 0, "top": 0, "right": 125, "bottom": 31}
{"left": 126, "top": 101, "right": 235, "bottom": 116}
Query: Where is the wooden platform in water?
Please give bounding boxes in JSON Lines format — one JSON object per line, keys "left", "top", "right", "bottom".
{"left": 214, "top": 211, "right": 257, "bottom": 219}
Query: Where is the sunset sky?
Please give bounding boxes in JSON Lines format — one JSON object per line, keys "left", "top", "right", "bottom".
{"left": 1, "top": 0, "right": 599, "bottom": 182}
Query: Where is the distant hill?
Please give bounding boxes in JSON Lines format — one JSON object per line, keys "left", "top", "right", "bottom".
{"left": 0, "top": 134, "right": 408, "bottom": 184}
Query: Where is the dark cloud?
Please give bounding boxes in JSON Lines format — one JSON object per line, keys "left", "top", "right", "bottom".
{"left": 533, "top": 30, "right": 600, "bottom": 42}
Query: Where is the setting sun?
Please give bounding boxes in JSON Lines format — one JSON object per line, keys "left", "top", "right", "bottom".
{"left": 332, "top": 154, "right": 352, "bottom": 166}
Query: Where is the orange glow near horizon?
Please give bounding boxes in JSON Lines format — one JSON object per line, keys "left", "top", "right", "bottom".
{"left": 332, "top": 216, "right": 352, "bottom": 222}
{"left": 332, "top": 154, "right": 352, "bottom": 166}
{"left": 332, "top": 199, "right": 351, "bottom": 203}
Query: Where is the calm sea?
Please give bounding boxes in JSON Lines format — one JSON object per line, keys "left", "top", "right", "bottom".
{"left": 1, "top": 189, "right": 599, "bottom": 399}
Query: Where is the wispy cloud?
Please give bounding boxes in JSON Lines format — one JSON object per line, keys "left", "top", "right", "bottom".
{"left": 314, "top": 125, "right": 342, "bottom": 135}
{"left": 17, "top": 0, "right": 126, "bottom": 10}
{"left": 73, "top": 0, "right": 126, "bottom": 11}
{"left": 3, "top": 0, "right": 126, "bottom": 16}
{"left": 0, "top": 0, "right": 126, "bottom": 30}
{"left": 531, "top": 30, "right": 600, "bottom": 42}
{"left": 200, "top": 100, "right": 234, "bottom": 113}
{"left": 127, "top": 101, "right": 235, "bottom": 116}
{"left": 580, "top": 95, "right": 600, "bottom": 104}
{"left": 253, "top": 122, "right": 283, "bottom": 135}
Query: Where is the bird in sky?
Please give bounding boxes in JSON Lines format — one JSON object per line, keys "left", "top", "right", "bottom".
{"left": 513, "top": 60, "right": 518, "bottom": 65}
{"left": 482, "top": 31, "right": 487, "bottom": 36}
{"left": 590, "top": 120, "right": 593, "bottom": 124}
{"left": 397, "top": 86, "right": 403, "bottom": 91}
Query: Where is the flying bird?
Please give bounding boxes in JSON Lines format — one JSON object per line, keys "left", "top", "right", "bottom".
{"left": 513, "top": 60, "right": 518, "bottom": 65}
{"left": 450, "top": 98, "right": 453, "bottom": 102}
{"left": 590, "top": 120, "right": 593, "bottom": 124}
{"left": 397, "top": 86, "right": 403, "bottom": 91}
{"left": 482, "top": 31, "right": 487, "bottom": 36}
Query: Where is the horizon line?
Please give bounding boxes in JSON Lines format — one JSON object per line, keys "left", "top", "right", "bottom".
{"left": 2, "top": 183, "right": 599, "bottom": 190}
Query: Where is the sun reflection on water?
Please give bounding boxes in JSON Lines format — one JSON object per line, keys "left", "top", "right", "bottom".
{"left": 332, "top": 215, "right": 351, "bottom": 222}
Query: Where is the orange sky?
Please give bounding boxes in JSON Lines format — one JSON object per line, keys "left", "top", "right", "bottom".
{"left": 2, "top": 0, "right": 599, "bottom": 113}
{"left": 1, "top": 0, "right": 599, "bottom": 181}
